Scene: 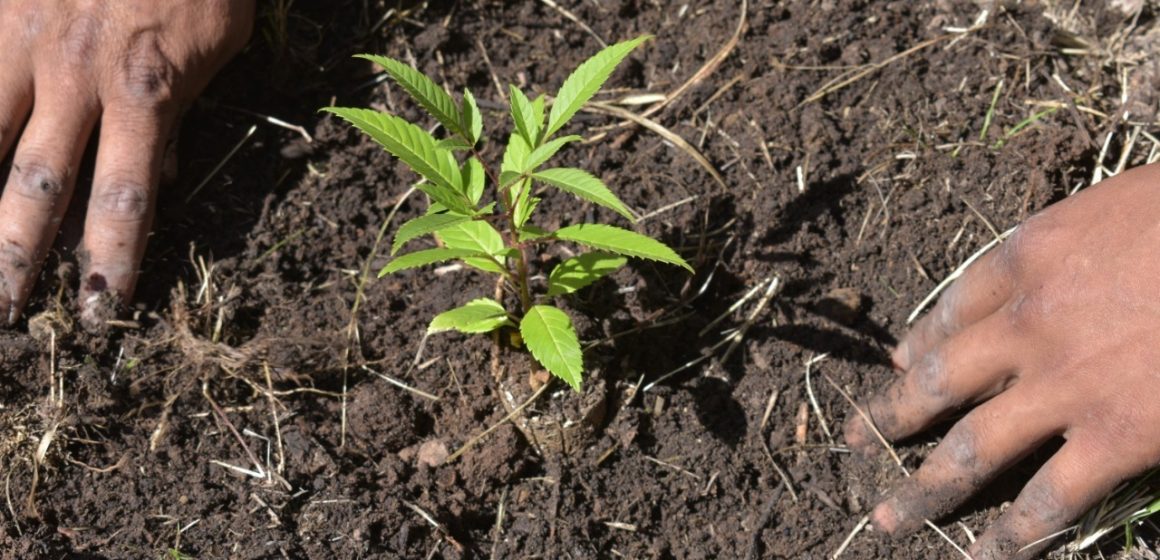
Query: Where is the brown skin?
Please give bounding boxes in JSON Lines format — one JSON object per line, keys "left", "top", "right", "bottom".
{"left": 0, "top": 0, "right": 254, "bottom": 328}
{"left": 845, "top": 161, "right": 1160, "bottom": 559}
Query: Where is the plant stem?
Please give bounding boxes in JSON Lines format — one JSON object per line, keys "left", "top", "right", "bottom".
{"left": 472, "top": 146, "right": 533, "bottom": 313}
{"left": 515, "top": 243, "right": 532, "bottom": 312}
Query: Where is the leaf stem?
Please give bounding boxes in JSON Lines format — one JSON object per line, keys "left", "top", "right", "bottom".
{"left": 472, "top": 145, "right": 533, "bottom": 314}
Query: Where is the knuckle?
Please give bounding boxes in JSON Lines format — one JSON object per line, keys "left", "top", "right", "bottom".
{"left": 912, "top": 351, "right": 949, "bottom": 401}
{"left": 942, "top": 418, "right": 985, "bottom": 473}
{"left": 10, "top": 161, "right": 67, "bottom": 206}
{"left": 1001, "top": 213, "right": 1058, "bottom": 273}
{"left": 1016, "top": 479, "right": 1068, "bottom": 526}
{"left": 94, "top": 181, "right": 151, "bottom": 221}
{"left": 0, "top": 240, "right": 33, "bottom": 273}
{"left": 1007, "top": 292, "right": 1046, "bottom": 332}
{"left": 116, "top": 32, "right": 176, "bottom": 106}
{"left": 59, "top": 11, "right": 103, "bottom": 67}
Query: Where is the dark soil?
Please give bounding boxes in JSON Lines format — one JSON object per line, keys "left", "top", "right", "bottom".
{"left": 1, "top": 1, "right": 1155, "bottom": 559}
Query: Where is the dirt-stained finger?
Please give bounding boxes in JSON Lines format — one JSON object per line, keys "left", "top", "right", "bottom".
{"left": 844, "top": 310, "right": 1019, "bottom": 454}
{"left": 968, "top": 438, "right": 1145, "bottom": 560}
{"left": 893, "top": 247, "right": 1014, "bottom": 371}
{"left": 79, "top": 103, "right": 176, "bottom": 330}
{"left": 870, "top": 385, "right": 1062, "bottom": 535}
{"left": 0, "top": 82, "right": 97, "bottom": 325}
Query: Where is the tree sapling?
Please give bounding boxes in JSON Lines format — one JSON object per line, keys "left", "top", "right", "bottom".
{"left": 325, "top": 36, "right": 691, "bottom": 392}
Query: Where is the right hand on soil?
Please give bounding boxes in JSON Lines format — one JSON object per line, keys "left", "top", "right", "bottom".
{"left": 0, "top": 0, "right": 254, "bottom": 329}
{"left": 843, "top": 162, "right": 1160, "bottom": 559}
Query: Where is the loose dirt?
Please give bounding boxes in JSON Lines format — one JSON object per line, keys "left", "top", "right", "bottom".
{"left": 1, "top": 1, "right": 1155, "bottom": 558}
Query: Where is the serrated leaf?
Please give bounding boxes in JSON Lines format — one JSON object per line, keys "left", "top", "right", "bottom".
{"left": 555, "top": 223, "right": 692, "bottom": 272}
{"left": 391, "top": 214, "right": 471, "bottom": 255}
{"left": 438, "top": 221, "right": 507, "bottom": 274}
{"left": 547, "top": 252, "right": 627, "bottom": 296}
{"left": 325, "top": 107, "right": 464, "bottom": 197}
{"left": 358, "top": 55, "right": 464, "bottom": 137}
{"left": 501, "top": 134, "right": 532, "bottom": 187}
{"left": 509, "top": 85, "right": 541, "bottom": 146}
{"left": 438, "top": 221, "right": 505, "bottom": 254}
{"left": 463, "top": 89, "right": 483, "bottom": 145}
{"left": 524, "top": 135, "right": 581, "bottom": 173}
{"left": 515, "top": 194, "right": 540, "bottom": 228}
{"left": 520, "top": 305, "right": 583, "bottom": 391}
{"left": 498, "top": 170, "right": 524, "bottom": 190}
{"left": 519, "top": 224, "right": 551, "bottom": 242}
{"left": 462, "top": 257, "right": 507, "bottom": 274}
{"left": 533, "top": 168, "right": 635, "bottom": 221}
{"left": 462, "top": 157, "right": 486, "bottom": 205}
{"left": 417, "top": 182, "right": 472, "bottom": 215}
{"left": 531, "top": 95, "right": 546, "bottom": 138}
{"left": 545, "top": 35, "right": 651, "bottom": 139}
{"left": 437, "top": 137, "right": 474, "bottom": 151}
{"left": 428, "top": 298, "right": 511, "bottom": 334}
{"left": 379, "top": 248, "right": 485, "bottom": 276}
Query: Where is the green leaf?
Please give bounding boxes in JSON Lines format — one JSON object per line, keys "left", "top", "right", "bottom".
{"left": 509, "top": 85, "right": 541, "bottom": 146}
{"left": 547, "top": 252, "right": 627, "bottom": 296}
{"left": 520, "top": 305, "right": 583, "bottom": 391}
{"left": 498, "top": 170, "right": 524, "bottom": 190}
{"left": 531, "top": 95, "right": 546, "bottom": 138}
{"left": 438, "top": 221, "right": 505, "bottom": 255}
{"left": 357, "top": 54, "right": 464, "bottom": 137}
{"left": 391, "top": 214, "right": 470, "bottom": 255}
{"left": 463, "top": 89, "right": 483, "bottom": 145}
{"left": 428, "top": 298, "right": 511, "bottom": 334}
{"left": 417, "top": 182, "right": 472, "bottom": 215}
{"left": 545, "top": 35, "right": 651, "bottom": 139}
{"left": 462, "top": 157, "right": 486, "bottom": 205}
{"left": 437, "top": 137, "right": 474, "bottom": 152}
{"left": 438, "top": 221, "right": 507, "bottom": 274}
{"left": 533, "top": 168, "right": 635, "bottom": 221}
{"left": 324, "top": 107, "right": 464, "bottom": 195}
{"left": 379, "top": 248, "right": 484, "bottom": 276}
{"left": 524, "top": 135, "right": 582, "bottom": 173}
{"left": 554, "top": 223, "right": 692, "bottom": 272}
{"left": 500, "top": 133, "right": 532, "bottom": 187}
{"left": 515, "top": 193, "right": 540, "bottom": 228}
{"left": 519, "top": 224, "right": 551, "bottom": 242}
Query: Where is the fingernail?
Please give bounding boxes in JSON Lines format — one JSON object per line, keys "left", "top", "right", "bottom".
{"left": 843, "top": 407, "right": 882, "bottom": 457}
{"left": 79, "top": 289, "right": 121, "bottom": 333}
{"left": 78, "top": 272, "right": 122, "bottom": 333}
{"left": 872, "top": 500, "right": 900, "bottom": 537}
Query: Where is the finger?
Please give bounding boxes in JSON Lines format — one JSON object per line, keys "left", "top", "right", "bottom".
{"left": 869, "top": 385, "right": 1062, "bottom": 535}
{"left": 0, "top": 88, "right": 97, "bottom": 325}
{"left": 0, "top": 12, "right": 32, "bottom": 161}
{"left": 0, "top": 67, "right": 32, "bottom": 163}
{"left": 79, "top": 104, "right": 176, "bottom": 328}
{"left": 968, "top": 438, "right": 1144, "bottom": 560}
{"left": 893, "top": 247, "right": 1014, "bottom": 371}
{"left": 844, "top": 310, "right": 1019, "bottom": 454}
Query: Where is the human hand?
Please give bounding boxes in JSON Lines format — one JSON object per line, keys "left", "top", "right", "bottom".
{"left": 844, "top": 162, "right": 1160, "bottom": 559}
{"left": 0, "top": 0, "right": 254, "bottom": 329}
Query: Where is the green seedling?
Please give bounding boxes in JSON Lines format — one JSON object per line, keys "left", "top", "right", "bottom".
{"left": 325, "top": 36, "right": 691, "bottom": 391}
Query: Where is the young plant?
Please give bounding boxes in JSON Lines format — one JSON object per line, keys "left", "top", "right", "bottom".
{"left": 325, "top": 36, "right": 691, "bottom": 391}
